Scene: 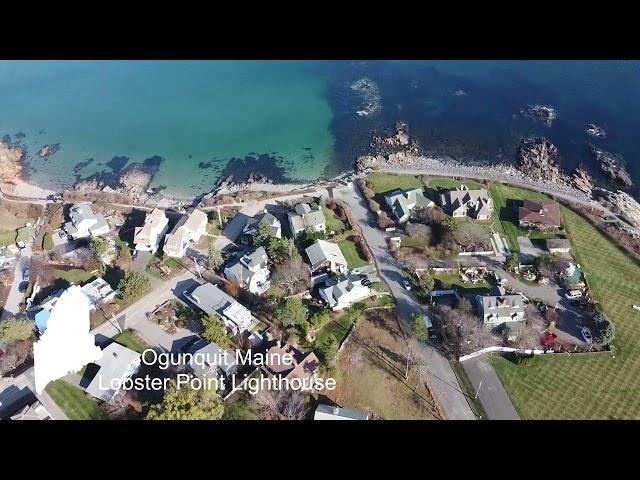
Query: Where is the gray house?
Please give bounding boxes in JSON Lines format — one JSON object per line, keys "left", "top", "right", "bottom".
{"left": 223, "top": 246, "right": 271, "bottom": 295}
{"left": 288, "top": 203, "right": 326, "bottom": 238}
{"left": 185, "top": 282, "right": 254, "bottom": 334}
{"left": 440, "top": 185, "right": 493, "bottom": 220}
{"left": 186, "top": 338, "right": 238, "bottom": 379}
{"left": 476, "top": 294, "right": 525, "bottom": 327}
{"left": 384, "top": 188, "right": 434, "bottom": 222}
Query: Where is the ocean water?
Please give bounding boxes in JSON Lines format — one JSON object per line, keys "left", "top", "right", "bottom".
{"left": 1, "top": 60, "right": 639, "bottom": 196}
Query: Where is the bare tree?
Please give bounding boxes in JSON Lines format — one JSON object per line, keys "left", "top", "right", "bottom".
{"left": 452, "top": 222, "right": 487, "bottom": 249}
{"left": 254, "top": 388, "right": 308, "bottom": 420}
{"left": 29, "top": 255, "right": 55, "bottom": 285}
{"left": 404, "top": 223, "right": 432, "bottom": 246}
{"left": 437, "top": 304, "right": 499, "bottom": 360}
{"left": 271, "top": 259, "right": 311, "bottom": 296}
{"left": 415, "top": 205, "right": 448, "bottom": 225}
{"left": 509, "top": 323, "right": 541, "bottom": 351}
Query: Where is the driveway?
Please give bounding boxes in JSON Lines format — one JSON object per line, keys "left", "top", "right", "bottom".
{"left": 517, "top": 236, "right": 546, "bottom": 264}
{"left": 0, "top": 242, "right": 32, "bottom": 321}
{"left": 337, "top": 182, "right": 475, "bottom": 420}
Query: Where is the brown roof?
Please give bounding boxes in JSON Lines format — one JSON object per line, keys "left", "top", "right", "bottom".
{"left": 518, "top": 200, "right": 561, "bottom": 228}
{"left": 264, "top": 342, "right": 320, "bottom": 382}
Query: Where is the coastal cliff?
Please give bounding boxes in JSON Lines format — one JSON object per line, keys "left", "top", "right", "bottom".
{"left": 0, "top": 142, "right": 24, "bottom": 187}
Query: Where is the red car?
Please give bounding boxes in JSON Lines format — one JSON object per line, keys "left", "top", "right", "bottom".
{"left": 542, "top": 333, "right": 558, "bottom": 346}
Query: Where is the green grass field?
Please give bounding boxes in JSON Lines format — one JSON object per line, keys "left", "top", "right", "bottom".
{"left": 322, "top": 206, "right": 347, "bottom": 233}
{"left": 428, "top": 177, "right": 483, "bottom": 191}
{"left": 53, "top": 268, "right": 95, "bottom": 285}
{"left": 114, "top": 330, "right": 150, "bottom": 354}
{"left": 367, "top": 173, "right": 423, "bottom": 195}
{"left": 337, "top": 239, "right": 369, "bottom": 268}
{"left": 433, "top": 273, "right": 491, "bottom": 293}
{"left": 43, "top": 232, "right": 54, "bottom": 251}
{"left": 492, "top": 202, "right": 640, "bottom": 419}
{"left": 0, "top": 230, "right": 16, "bottom": 247}
{"left": 488, "top": 183, "right": 565, "bottom": 251}
{"left": 45, "top": 379, "right": 106, "bottom": 420}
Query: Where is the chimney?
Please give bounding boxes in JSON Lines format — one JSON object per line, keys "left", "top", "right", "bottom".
{"left": 113, "top": 352, "right": 118, "bottom": 358}
{"left": 332, "top": 406, "right": 339, "bottom": 415}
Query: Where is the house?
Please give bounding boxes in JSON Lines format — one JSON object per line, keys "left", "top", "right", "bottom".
{"left": 163, "top": 208, "right": 208, "bottom": 258}
{"left": 186, "top": 338, "right": 239, "bottom": 379}
{"left": 9, "top": 400, "right": 52, "bottom": 420}
{"left": 288, "top": 203, "right": 326, "bottom": 238}
{"left": 384, "top": 188, "right": 434, "bottom": 223}
{"left": 80, "top": 277, "right": 118, "bottom": 304}
{"left": 34, "top": 287, "right": 96, "bottom": 333}
{"left": 440, "top": 185, "right": 493, "bottom": 220}
{"left": 64, "top": 204, "right": 110, "bottom": 239}
{"left": 318, "top": 273, "right": 371, "bottom": 310}
{"left": 241, "top": 209, "right": 281, "bottom": 245}
{"left": 518, "top": 200, "right": 562, "bottom": 231}
{"left": 476, "top": 294, "right": 525, "bottom": 327}
{"left": 223, "top": 246, "right": 271, "bottom": 295}
{"left": 305, "top": 240, "right": 348, "bottom": 275}
{"left": 134, "top": 208, "right": 170, "bottom": 254}
{"left": 314, "top": 404, "right": 369, "bottom": 420}
{"left": 546, "top": 238, "right": 571, "bottom": 254}
{"left": 185, "top": 282, "right": 254, "bottom": 334}
{"left": 85, "top": 342, "right": 142, "bottom": 403}
{"left": 263, "top": 341, "right": 320, "bottom": 384}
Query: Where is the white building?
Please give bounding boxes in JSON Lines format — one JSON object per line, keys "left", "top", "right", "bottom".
{"left": 384, "top": 188, "right": 434, "bottom": 223}
{"left": 163, "top": 208, "right": 208, "bottom": 258}
{"left": 319, "top": 273, "right": 371, "bottom": 310}
{"left": 134, "top": 208, "right": 170, "bottom": 254}
{"left": 440, "top": 185, "right": 493, "bottom": 220}
{"left": 64, "top": 204, "right": 110, "bottom": 239}
{"left": 185, "top": 282, "right": 254, "bottom": 334}
{"left": 476, "top": 294, "right": 525, "bottom": 327}
{"left": 288, "top": 203, "right": 326, "bottom": 238}
{"left": 85, "top": 342, "right": 142, "bottom": 403}
{"left": 314, "top": 404, "right": 369, "bottom": 420}
{"left": 80, "top": 277, "right": 118, "bottom": 304}
{"left": 223, "top": 247, "right": 271, "bottom": 295}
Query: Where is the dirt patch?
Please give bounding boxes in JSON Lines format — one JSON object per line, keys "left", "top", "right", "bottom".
{"left": 326, "top": 309, "right": 439, "bottom": 419}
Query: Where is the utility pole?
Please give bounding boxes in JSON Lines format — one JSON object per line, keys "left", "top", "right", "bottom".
{"left": 475, "top": 380, "right": 483, "bottom": 400}
{"left": 191, "top": 257, "right": 203, "bottom": 279}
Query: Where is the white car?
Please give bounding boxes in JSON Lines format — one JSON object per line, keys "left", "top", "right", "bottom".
{"left": 632, "top": 304, "right": 640, "bottom": 311}
{"left": 402, "top": 279, "right": 412, "bottom": 291}
{"left": 580, "top": 327, "right": 593, "bottom": 344}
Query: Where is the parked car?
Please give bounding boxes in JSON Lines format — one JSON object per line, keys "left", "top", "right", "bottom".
{"left": 58, "top": 230, "right": 67, "bottom": 239}
{"left": 402, "top": 279, "right": 412, "bottom": 291}
{"left": 18, "top": 281, "right": 29, "bottom": 293}
{"left": 581, "top": 327, "right": 593, "bottom": 344}
{"left": 565, "top": 289, "right": 582, "bottom": 300}
{"left": 23, "top": 268, "right": 30, "bottom": 282}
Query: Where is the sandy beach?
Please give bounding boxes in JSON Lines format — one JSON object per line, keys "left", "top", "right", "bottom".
{"left": 0, "top": 179, "right": 55, "bottom": 199}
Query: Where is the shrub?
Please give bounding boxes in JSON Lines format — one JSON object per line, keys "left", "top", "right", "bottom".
{"left": 593, "top": 311, "right": 616, "bottom": 345}
{"left": 377, "top": 212, "right": 395, "bottom": 230}
{"left": 0, "top": 318, "right": 35, "bottom": 345}
{"left": 353, "top": 235, "right": 372, "bottom": 262}
{"left": 367, "top": 199, "right": 380, "bottom": 213}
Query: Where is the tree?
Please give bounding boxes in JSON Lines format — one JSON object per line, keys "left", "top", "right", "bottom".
{"left": 509, "top": 324, "right": 541, "bottom": 351}
{"left": 544, "top": 307, "right": 561, "bottom": 328}
{"left": 224, "top": 280, "right": 241, "bottom": 298}
{"left": 301, "top": 230, "right": 326, "bottom": 247}
{"left": 267, "top": 237, "right": 300, "bottom": 264}
{"left": 309, "top": 310, "right": 330, "bottom": 328}
{"left": 411, "top": 313, "right": 430, "bottom": 341}
{"left": 453, "top": 222, "right": 487, "bottom": 249}
{"left": 201, "top": 314, "right": 230, "bottom": 346}
{"left": 415, "top": 205, "right": 448, "bottom": 225}
{"left": 437, "top": 304, "right": 499, "bottom": 360}
{"left": 457, "top": 297, "right": 473, "bottom": 316}
{"left": 405, "top": 223, "right": 432, "bottom": 246}
{"left": 90, "top": 237, "right": 111, "bottom": 260}
{"left": 147, "top": 382, "right": 224, "bottom": 420}
{"left": 253, "top": 222, "right": 274, "bottom": 248}
{"left": 207, "top": 245, "right": 224, "bottom": 270}
{"left": 276, "top": 297, "right": 307, "bottom": 328}
{"left": 30, "top": 255, "right": 54, "bottom": 284}
{"left": 504, "top": 253, "right": 519, "bottom": 273}
{"left": 593, "top": 311, "right": 616, "bottom": 345}
{"left": 116, "top": 243, "right": 133, "bottom": 270}
{"left": 415, "top": 270, "right": 435, "bottom": 297}
{"left": 117, "top": 271, "right": 150, "bottom": 302}
{"left": 377, "top": 211, "right": 395, "bottom": 230}
{"left": 254, "top": 389, "right": 308, "bottom": 420}
{"left": 0, "top": 318, "right": 35, "bottom": 345}
{"left": 271, "top": 259, "right": 311, "bottom": 295}
{"left": 317, "top": 336, "right": 338, "bottom": 364}
{"left": 342, "top": 306, "right": 364, "bottom": 326}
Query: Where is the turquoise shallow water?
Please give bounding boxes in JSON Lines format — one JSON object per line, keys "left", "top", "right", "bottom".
{"left": 0, "top": 60, "right": 335, "bottom": 196}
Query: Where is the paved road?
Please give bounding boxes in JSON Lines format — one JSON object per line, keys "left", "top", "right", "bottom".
{"left": 1, "top": 242, "right": 32, "bottom": 321}
{"left": 462, "top": 354, "right": 520, "bottom": 420}
{"left": 337, "top": 182, "right": 475, "bottom": 420}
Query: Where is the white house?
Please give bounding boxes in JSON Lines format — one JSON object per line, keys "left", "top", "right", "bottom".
{"left": 134, "top": 208, "right": 170, "bottom": 254}
{"left": 314, "top": 404, "right": 369, "bottom": 420}
{"left": 223, "top": 246, "right": 271, "bottom": 295}
{"left": 85, "top": 342, "right": 142, "bottom": 403}
{"left": 440, "top": 185, "right": 493, "bottom": 220}
{"left": 384, "top": 188, "right": 434, "bottom": 223}
{"left": 288, "top": 203, "right": 326, "bottom": 238}
{"left": 319, "top": 273, "right": 371, "bottom": 310}
{"left": 185, "top": 282, "right": 254, "bottom": 334}
{"left": 305, "top": 240, "right": 348, "bottom": 275}
{"left": 163, "top": 208, "right": 208, "bottom": 257}
{"left": 80, "top": 277, "right": 118, "bottom": 304}
{"left": 476, "top": 294, "right": 525, "bottom": 327}
{"left": 64, "top": 204, "right": 110, "bottom": 239}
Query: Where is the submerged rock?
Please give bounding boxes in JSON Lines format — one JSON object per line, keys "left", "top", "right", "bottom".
{"left": 586, "top": 123, "right": 606, "bottom": 138}
{"left": 521, "top": 104, "right": 557, "bottom": 127}
{"left": 351, "top": 77, "right": 381, "bottom": 117}
{"left": 589, "top": 144, "right": 633, "bottom": 188}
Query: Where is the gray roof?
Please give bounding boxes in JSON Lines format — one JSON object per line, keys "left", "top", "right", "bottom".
{"left": 244, "top": 211, "right": 280, "bottom": 236}
{"left": 187, "top": 338, "right": 238, "bottom": 378}
{"left": 295, "top": 203, "right": 312, "bottom": 215}
{"left": 89, "top": 214, "right": 109, "bottom": 232}
{"left": 289, "top": 204, "right": 326, "bottom": 231}
{"left": 319, "top": 273, "right": 365, "bottom": 305}
{"left": 225, "top": 246, "right": 268, "bottom": 284}
{"left": 441, "top": 188, "right": 492, "bottom": 217}
{"left": 85, "top": 342, "right": 141, "bottom": 402}
{"left": 477, "top": 294, "right": 525, "bottom": 318}
{"left": 69, "top": 203, "right": 97, "bottom": 224}
{"left": 188, "top": 283, "right": 252, "bottom": 331}
{"left": 305, "top": 240, "right": 347, "bottom": 269}
{"left": 385, "top": 188, "right": 432, "bottom": 220}
{"left": 314, "top": 404, "right": 369, "bottom": 420}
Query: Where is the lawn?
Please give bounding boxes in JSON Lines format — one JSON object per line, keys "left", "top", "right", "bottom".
{"left": 146, "top": 255, "right": 186, "bottom": 280}
{"left": 492, "top": 204, "right": 640, "bottom": 419}
{"left": 433, "top": 273, "right": 491, "bottom": 293}
{"left": 337, "top": 239, "right": 369, "bottom": 269}
{"left": 314, "top": 312, "right": 355, "bottom": 349}
{"left": 322, "top": 206, "right": 346, "bottom": 233}
{"left": 488, "top": 183, "right": 565, "bottom": 251}
{"left": 114, "top": 330, "right": 150, "bottom": 354}
{"left": 428, "top": 177, "right": 483, "bottom": 191}
{"left": 327, "top": 309, "right": 439, "bottom": 419}
{"left": 0, "top": 230, "right": 16, "bottom": 247}
{"left": 45, "top": 379, "right": 106, "bottom": 420}
{"left": 43, "top": 232, "right": 54, "bottom": 251}
{"left": 367, "top": 173, "right": 424, "bottom": 205}
{"left": 53, "top": 268, "right": 95, "bottom": 284}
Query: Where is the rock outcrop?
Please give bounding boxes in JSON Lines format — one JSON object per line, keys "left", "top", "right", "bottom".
{"left": 589, "top": 145, "right": 633, "bottom": 188}
{"left": 517, "top": 137, "right": 564, "bottom": 182}
{"left": 351, "top": 77, "right": 381, "bottom": 117}
{"left": 521, "top": 105, "right": 557, "bottom": 127}
{"left": 571, "top": 167, "right": 595, "bottom": 198}
{"left": 0, "top": 142, "right": 24, "bottom": 186}
{"left": 369, "top": 122, "right": 423, "bottom": 160}
{"left": 593, "top": 188, "right": 640, "bottom": 229}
